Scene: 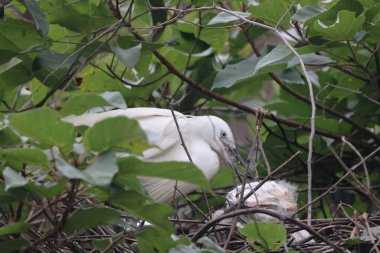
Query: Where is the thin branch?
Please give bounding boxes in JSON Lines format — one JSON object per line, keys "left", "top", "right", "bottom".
{"left": 191, "top": 208, "right": 345, "bottom": 253}
{"left": 341, "top": 137, "right": 370, "bottom": 189}
{"left": 297, "top": 146, "right": 380, "bottom": 215}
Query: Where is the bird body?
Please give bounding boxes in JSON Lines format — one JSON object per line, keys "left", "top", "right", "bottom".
{"left": 63, "top": 108, "right": 236, "bottom": 203}
{"left": 214, "top": 180, "right": 313, "bottom": 244}
{"left": 226, "top": 180, "right": 298, "bottom": 222}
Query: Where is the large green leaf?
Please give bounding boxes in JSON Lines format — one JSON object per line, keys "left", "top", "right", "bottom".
{"left": 59, "top": 93, "right": 111, "bottom": 116}
{"left": 292, "top": 5, "right": 326, "bottom": 23}
{"left": 212, "top": 56, "right": 260, "bottom": 89}
{"left": 40, "top": 0, "right": 116, "bottom": 33}
{"left": 55, "top": 151, "right": 118, "bottom": 187}
{"left": 249, "top": 0, "right": 292, "bottom": 27}
{"left": 117, "top": 157, "right": 210, "bottom": 190}
{"left": 22, "top": 0, "right": 49, "bottom": 38}
{"left": 0, "top": 128, "right": 21, "bottom": 147}
{"left": 10, "top": 108, "right": 75, "bottom": 149}
{"left": 288, "top": 53, "right": 335, "bottom": 67}
{"left": 0, "top": 222, "right": 32, "bottom": 236}
{"left": 110, "top": 42, "right": 142, "bottom": 69}
{"left": 0, "top": 239, "right": 29, "bottom": 253}
{"left": 0, "top": 149, "right": 48, "bottom": 164}
{"left": 83, "top": 116, "right": 148, "bottom": 154}
{"left": 64, "top": 208, "right": 121, "bottom": 234}
{"left": 239, "top": 222, "right": 286, "bottom": 251}
{"left": 3, "top": 167, "right": 28, "bottom": 191}
{"left": 313, "top": 10, "right": 365, "bottom": 41}
{"left": 305, "top": 0, "right": 364, "bottom": 27}
{"left": 0, "top": 57, "right": 22, "bottom": 74}
{"left": 109, "top": 190, "right": 174, "bottom": 233}
{"left": 254, "top": 45, "right": 291, "bottom": 74}
{"left": 0, "top": 19, "right": 42, "bottom": 51}
{"left": 208, "top": 11, "right": 251, "bottom": 25}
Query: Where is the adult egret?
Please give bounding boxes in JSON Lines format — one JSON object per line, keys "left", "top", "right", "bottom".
{"left": 63, "top": 108, "right": 238, "bottom": 203}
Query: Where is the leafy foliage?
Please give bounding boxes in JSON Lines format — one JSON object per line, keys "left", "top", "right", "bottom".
{"left": 0, "top": 0, "right": 379, "bottom": 252}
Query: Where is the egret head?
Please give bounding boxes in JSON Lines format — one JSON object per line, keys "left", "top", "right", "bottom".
{"left": 194, "top": 116, "right": 241, "bottom": 166}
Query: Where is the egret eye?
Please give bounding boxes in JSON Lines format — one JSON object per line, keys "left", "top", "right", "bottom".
{"left": 221, "top": 131, "right": 227, "bottom": 138}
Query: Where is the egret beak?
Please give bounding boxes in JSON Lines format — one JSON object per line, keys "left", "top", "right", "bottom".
{"left": 221, "top": 140, "right": 246, "bottom": 168}
{"left": 221, "top": 140, "right": 257, "bottom": 180}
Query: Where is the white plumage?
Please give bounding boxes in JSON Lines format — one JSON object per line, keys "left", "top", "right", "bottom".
{"left": 214, "top": 180, "right": 313, "bottom": 243}
{"left": 226, "top": 180, "right": 298, "bottom": 221}
{"left": 63, "top": 107, "right": 237, "bottom": 203}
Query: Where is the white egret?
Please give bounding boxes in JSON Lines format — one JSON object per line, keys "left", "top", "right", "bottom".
{"left": 63, "top": 107, "right": 238, "bottom": 203}
{"left": 226, "top": 180, "right": 298, "bottom": 222}
{"left": 214, "top": 180, "right": 313, "bottom": 243}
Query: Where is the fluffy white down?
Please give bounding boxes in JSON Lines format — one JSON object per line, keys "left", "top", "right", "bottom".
{"left": 226, "top": 180, "right": 298, "bottom": 222}
{"left": 62, "top": 108, "right": 236, "bottom": 203}
{"left": 213, "top": 180, "right": 314, "bottom": 243}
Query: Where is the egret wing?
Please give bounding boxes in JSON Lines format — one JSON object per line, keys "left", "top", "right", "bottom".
{"left": 141, "top": 177, "right": 195, "bottom": 203}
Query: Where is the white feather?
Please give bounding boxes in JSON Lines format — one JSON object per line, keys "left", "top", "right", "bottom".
{"left": 62, "top": 108, "right": 235, "bottom": 203}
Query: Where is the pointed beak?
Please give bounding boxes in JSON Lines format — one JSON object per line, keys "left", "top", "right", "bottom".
{"left": 221, "top": 140, "right": 246, "bottom": 168}
{"left": 221, "top": 140, "right": 257, "bottom": 180}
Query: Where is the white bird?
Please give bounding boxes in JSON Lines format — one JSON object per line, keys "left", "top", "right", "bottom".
{"left": 226, "top": 180, "right": 298, "bottom": 222}
{"left": 62, "top": 107, "right": 237, "bottom": 203}
{"left": 214, "top": 180, "right": 313, "bottom": 243}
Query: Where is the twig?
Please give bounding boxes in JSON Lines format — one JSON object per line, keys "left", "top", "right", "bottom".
{"left": 191, "top": 208, "right": 345, "bottom": 253}
{"left": 328, "top": 146, "right": 380, "bottom": 209}
{"left": 341, "top": 137, "right": 370, "bottom": 189}
{"left": 297, "top": 146, "right": 380, "bottom": 214}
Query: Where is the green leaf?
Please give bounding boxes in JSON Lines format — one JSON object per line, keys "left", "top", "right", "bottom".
{"left": 0, "top": 149, "right": 48, "bottom": 164}
{"left": 288, "top": 53, "right": 335, "bottom": 67}
{"left": 239, "top": 222, "right": 286, "bottom": 251}
{"left": 305, "top": 0, "right": 364, "bottom": 27}
{"left": 3, "top": 167, "right": 28, "bottom": 191}
{"left": 208, "top": 11, "right": 250, "bottom": 25}
{"left": 63, "top": 208, "right": 121, "bottom": 234}
{"left": 0, "top": 57, "right": 22, "bottom": 74}
{"left": 22, "top": 0, "right": 49, "bottom": 38}
{"left": 254, "top": 45, "right": 291, "bottom": 74}
{"left": 0, "top": 222, "right": 32, "bottom": 236}
{"left": 55, "top": 151, "right": 118, "bottom": 187}
{"left": 0, "top": 128, "right": 21, "bottom": 147}
{"left": 110, "top": 190, "right": 174, "bottom": 233}
{"left": 249, "top": 0, "right": 292, "bottom": 27}
{"left": 85, "top": 151, "right": 119, "bottom": 186}
{"left": 137, "top": 227, "right": 177, "bottom": 252}
{"left": 60, "top": 93, "right": 111, "bottom": 116}
{"left": 212, "top": 56, "right": 259, "bottom": 89}
{"left": 32, "top": 49, "right": 77, "bottom": 71}
{"left": 117, "top": 157, "right": 210, "bottom": 190}
{"left": 0, "top": 239, "right": 29, "bottom": 253}
{"left": 40, "top": 0, "right": 116, "bottom": 33}
{"left": 10, "top": 108, "right": 75, "bottom": 149}
{"left": 26, "top": 178, "right": 68, "bottom": 197}
{"left": 99, "top": 91, "right": 127, "bottom": 109}
{"left": 313, "top": 11, "right": 365, "bottom": 41}
{"left": 169, "top": 245, "right": 201, "bottom": 253}
{"left": 83, "top": 117, "right": 148, "bottom": 154}
{"left": 55, "top": 156, "right": 88, "bottom": 181}
{"left": 292, "top": 5, "right": 325, "bottom": 23}
{"left": 0, "top": 19, "right": 42, "bottom": 51}
{"left": 110, "top": 42, "right": 142, "bottom": 69}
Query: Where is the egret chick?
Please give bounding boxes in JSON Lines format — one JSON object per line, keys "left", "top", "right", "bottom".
{"left": 226, "top": 180, "right": 298, "bottom": 222}
{"left": 63, "top": 108, "right": 238, "bottom": 203}
{"left": 214, "top": 180, "right": 313, "bottom": 244}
